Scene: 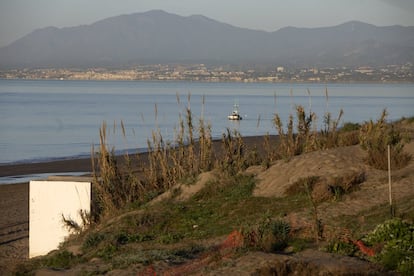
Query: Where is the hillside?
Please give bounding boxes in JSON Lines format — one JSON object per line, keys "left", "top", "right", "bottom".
{"left": 0, "top": 10, "right": 413, "bottom": 68}
{"left": 3, "top": 118, "right": 413, "bottom": 275}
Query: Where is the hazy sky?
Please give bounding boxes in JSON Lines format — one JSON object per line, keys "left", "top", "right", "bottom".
{"left": 1, "top": 0, "right": 413, "bottom": 47}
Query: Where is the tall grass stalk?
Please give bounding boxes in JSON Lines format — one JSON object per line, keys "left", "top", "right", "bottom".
{"left": 220, "top": 128, "right": 246, "bottom": 175}
{"left": 92, "top": 121, "right": 144, "bottom": 220}
{"left": 271, "top": 89, "right": 346, "bottom": 160}
{"left": 273, "top": 105, "right": 316, "bottom": 159}
{"left": 303, "top": 179, "right": 322, "bottom": 244}
{"left": 320, "top": 109, "right": 344, "bottom": 149}
{"left": 359, "top": 109, "right": 411, "bottom": 170}
{"left": 144, "top": 94, "right": 214, "bottom": 190}
{"left": 198, "top": 101, "right": 213, "bottom": 172}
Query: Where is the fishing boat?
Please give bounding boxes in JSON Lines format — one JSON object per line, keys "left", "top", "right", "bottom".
{"left": 227, "top": 103, "right": 242, "bottom": 120}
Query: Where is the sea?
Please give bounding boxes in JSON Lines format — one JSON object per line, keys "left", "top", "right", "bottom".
{"left": 1, "top": 79, "right": 414, "bottom": 166}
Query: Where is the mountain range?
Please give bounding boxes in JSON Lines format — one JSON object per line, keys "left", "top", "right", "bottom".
{"left": 1, "top": 10, "right": 413, "bottom": 69}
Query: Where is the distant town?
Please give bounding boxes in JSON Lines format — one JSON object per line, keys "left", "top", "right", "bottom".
{"left": 1, "top": 63, "right": 413, "bottom": 83}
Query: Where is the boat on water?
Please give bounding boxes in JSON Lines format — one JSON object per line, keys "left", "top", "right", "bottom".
{"left": 228, "top": 103, "right": 242, "bottom": 120}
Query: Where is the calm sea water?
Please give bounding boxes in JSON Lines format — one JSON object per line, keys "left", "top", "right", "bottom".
{"left": 1, "top": 79, "right": 413, "bottom": 165}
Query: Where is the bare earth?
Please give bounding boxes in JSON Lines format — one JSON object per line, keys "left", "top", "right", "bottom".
{"left": 1, "top": 136, "right": 413, "bottom": 274}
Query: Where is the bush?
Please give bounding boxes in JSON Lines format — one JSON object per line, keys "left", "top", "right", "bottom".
{"left": 243, "top": 217, "right": 291, "bottom": 252}
{"left": 45, "top": 250, "right": 81, "bottom": 270}
{"left": 273, "top": 106, "right": 316, "bottom": 159}
{"left": 338, "top": 122, "right": 360, "bottom": 146}
{"left": 363, "top": 218, "right": 414, "bottom": 273}
{"left": 359, "top": 109, "right": 411, "bottom": 170}
{"left": 326, "top": 240, "right": 357, "bottom": 256}
{"left": 82, "top": 232, "right": 105, "bottom": 250}
{"left": 341, "top": 122, "right": 361, "bottom": 132}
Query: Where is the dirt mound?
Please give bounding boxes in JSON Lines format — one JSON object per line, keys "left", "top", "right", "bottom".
{"left": 254, "top": 145, "right": 367, "bottom": 198}
{"left": 150, "top": 171, "right": 217, "bottom": 204}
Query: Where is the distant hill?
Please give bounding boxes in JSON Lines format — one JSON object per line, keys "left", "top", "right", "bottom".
{"left": 1, "top": 10, "right": 413, "bottom": 69}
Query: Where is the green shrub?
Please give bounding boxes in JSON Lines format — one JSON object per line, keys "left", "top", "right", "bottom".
{"left": 45, "top": 250, "right": 81, "bottom": 269}
{"left": 341, "top": 122, "right": 361, "bottom": 132}
{"left": 158, "top": 232, "right": 184, "bottom": 244}
{"left": 97, "top": 244, "right": 117, "bottom": 261}
{"left": 326, "top": 240, "right": 357, "bottom": 256}
{"left": 83, "top": 232, "right": 105, "bottom": 250}
{"left": 16, "top": 250, "right": 82, "bottom": 273}
{"left": 363, "top": 218, "right": 414, "bottom": 273}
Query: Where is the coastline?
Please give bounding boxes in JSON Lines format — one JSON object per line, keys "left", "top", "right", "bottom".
{"left": 2, "top": 77, "right": 414, "bottom": 84}
{"left": 0, "top": 157, "right": 93, "bottom": 178}
{"left": 0, "top": 135, "right": 268, "bottom": 179}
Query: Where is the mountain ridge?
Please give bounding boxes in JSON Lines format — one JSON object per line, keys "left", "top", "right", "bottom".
{"left": 1, "top": 10, "right": 413, "bottom": 69}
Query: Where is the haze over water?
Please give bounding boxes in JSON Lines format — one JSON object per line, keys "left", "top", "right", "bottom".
{"left": 0, "top": 79, "right": 413, "bottom": 164}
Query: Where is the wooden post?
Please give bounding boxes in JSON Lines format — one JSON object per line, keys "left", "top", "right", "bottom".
{"left": 388, "top": 145, "right": 394, "bottom": 217}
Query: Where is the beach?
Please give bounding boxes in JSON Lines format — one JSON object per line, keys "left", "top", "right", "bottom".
{"left": 0, "top": 157, "right": 92, "bottom": 177}
{"left": 0, "top": 157, "right": 92, "bottom": 274}
{"left": 0, "top": 183, "right": 27, "bottom": 273}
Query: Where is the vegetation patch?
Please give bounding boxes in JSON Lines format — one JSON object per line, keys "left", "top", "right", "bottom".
{"left": 362, "top": 218, "right": 414, "bottom": 273}
{"left": 242, "top": 217, "right": 291, "bottom": 252}
{"left": 359, "top": 109, "right": 411, "bottom": 170}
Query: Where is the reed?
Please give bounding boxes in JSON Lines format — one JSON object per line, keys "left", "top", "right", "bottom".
{"left": 261, "top": 134, "right": 272, "bottom": 167}
{"left": 185, "top": 98, "right": 195, "bottom": 173}
{"left": 145, "top": 129, "right": 171, "bottom": 190}
{"left": 171, "top": 113, "right": 186, "bottom": 180}
{"left": 198, "top": 113, "right": 213, "bottom": 172}
{"left": 271, "top": 89, "right": 347, "bottom": 161}
{"left": 273, "top": 105, "right": 317, "bottom": 159}
{"left": 91, "top": 120, "right": 152, "bottom": 220}
{"left": 273, "top": 113, "right": 294, "bottom": 159}
{"left": 303, "top": 178, "right": 323, "bottom": 244}
{"left": 219, "top": 128, "right": 246, "bottom": 175}
{"left": 143, "top": 94, "right": 214, "bottom": 195}
{"left": 319, "top": 109, "right": 344, "bottom": 149}
{"left": 359, "top": 109, "right": 411, "bottom": 170}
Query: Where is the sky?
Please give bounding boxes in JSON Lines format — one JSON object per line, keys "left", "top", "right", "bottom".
{"left": 0, "top": 0, "right": 414, "bottom": 47}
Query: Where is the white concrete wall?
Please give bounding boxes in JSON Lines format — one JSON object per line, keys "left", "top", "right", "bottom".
{"left": 29, "top": 180, "right": 91, "bottom": 258}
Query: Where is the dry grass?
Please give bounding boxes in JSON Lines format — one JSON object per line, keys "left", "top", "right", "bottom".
{"left": 90, "top": 94, "right": 411, "bottom": 227}
{"left": 271, "top": 105, "right": 344, "bottom": 160}
{"left": 359, "top": 109, "right": 411, "bottom": 170}
{"left": 92, "top": 106, "right": 409, "bottom": 223}
{"left": 91, "top": 121, "right": 146, "bottom": 221}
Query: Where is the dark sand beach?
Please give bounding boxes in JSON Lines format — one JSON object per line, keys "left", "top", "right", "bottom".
{"left": 0, "top": 157, "right": 92, "bottom": 177}
{"left": 0, "top": 155, "right": 92, "bottom": 273}
{"left": 0, "top": 154, "right": 98, "bottom": 273}
{"left": 0, "top": 183, "right": 29, "bottom": 274}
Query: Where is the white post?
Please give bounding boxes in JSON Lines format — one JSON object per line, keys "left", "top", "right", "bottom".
{"left": 388, "top": 145, "right": 393, "bottom": 216}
